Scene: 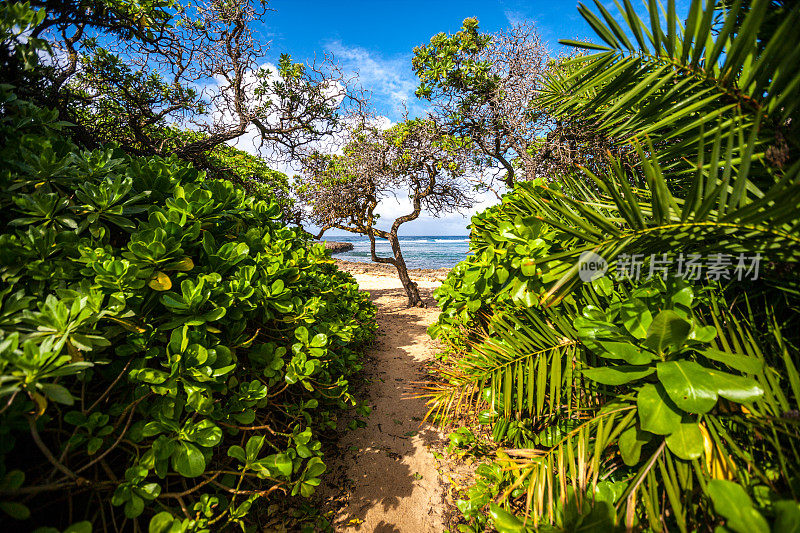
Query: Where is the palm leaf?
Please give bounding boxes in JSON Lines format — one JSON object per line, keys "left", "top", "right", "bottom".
{"left": 424, "top": 307, "right": 586, "bottom": 424}
{"left": 539, "top": 0, "right": 800, "bottom": 179}
{"left": 529, "top": 122, "right": 800, "bottom": 305}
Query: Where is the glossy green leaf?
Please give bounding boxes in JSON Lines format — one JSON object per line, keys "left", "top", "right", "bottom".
{"left": 149, "top": 512, "right": 178, "bottom": 533}
{"left": 489, "top": 503, "right": 526, "bottom": 533}
{"left": 310, "top": 333, "right": 327, "bottom": 348}
{"left": 707, "top": 480, "right": 770, "bottom": 533}
{"left": 189, "top": 420, "right": 222, "bottom": 447}
{"left": 173, "top": 442, "right": 205, "bottom": 478}
{"left": 618, "top": 426, "right": 651, "bottom": 466}
{"left": 713, "top": 371, "right": 763, "bottom": 403}
{"left": 124, "top": 493, "right": 144, "bottom": 518}
{"left": 691, "top": 325, "right": 717, "bottom": 343}
{"left": 620, "top": 298, "right": 652, "bottom": 338}
{"left": 700, "top": 348, "right": 764, "bottom": 375}
{"left": 227, "top": 445, "right": 246, "bottom": 464}
{"left": 644, "top": 310, "right": 691, "bottom": 353}
{"left": 304, "top": 457, "right": 326, "bottom": 478}
{"left": 664, "top": 422, "right": 703, "bottom": 460}
{"left": 295, "top": 326, "right": 309, "bottom": 344}
{"left": 264, "top": 453, "right": 292, "bottom": 477}
{"left": 598, "top": 341, "right": 654, "bottom": 365}
{"left": 636, "top": 383, "right": 681, "bottom": 435}
{"left": 39, "top": 383, "right": 74, "bottom": 405}
{"left": 657, "top": 361, "right": 718, "bottom": 413}
{"left": 583, "top": 365, "right": 655, "bottom": 385}
{"left": 245, "top": 435, "right": 265, "bottom": 462}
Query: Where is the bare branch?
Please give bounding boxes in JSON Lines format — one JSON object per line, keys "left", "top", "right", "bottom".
{"left": 298, "top": 116, "right": 474, "bottom": 306}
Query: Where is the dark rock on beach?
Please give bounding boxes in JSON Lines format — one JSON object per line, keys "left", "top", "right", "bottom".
{"left": 322, "top": 241, "right": 354, "bottom": 254}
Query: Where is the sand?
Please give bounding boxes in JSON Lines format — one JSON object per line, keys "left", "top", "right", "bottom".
{"left": 334, "top": 259, "right": 451, "bottom": 284}
{"left": 318, "top": 261, "right": 450, "bottom": 532}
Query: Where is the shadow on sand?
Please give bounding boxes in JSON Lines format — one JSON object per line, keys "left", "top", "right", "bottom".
{"left": 317, "top": 283, "right": 446, "bottom": 531}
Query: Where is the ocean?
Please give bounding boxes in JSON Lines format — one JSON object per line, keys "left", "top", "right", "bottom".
{"left": 325, "top": 235, "right": 471, "bottom": 270}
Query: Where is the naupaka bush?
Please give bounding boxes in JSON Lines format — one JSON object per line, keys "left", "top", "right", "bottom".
{"left": 0, "top": 83, "right": 376, "bottom": 531}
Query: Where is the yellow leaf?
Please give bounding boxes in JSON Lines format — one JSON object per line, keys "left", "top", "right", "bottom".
{"left": 206, "top": 325, "right": 221, "bottom": 334}
{"left": 105, "top": 316, "right": 147, "bottom": 333}
{"left": 148, "top": 271, "right": 172, "bottom": 291}
{"left": 170, "top": 257, "right": 195, "bottom": 272}
{"left": 31, "top": 392, "right": 47, "bottom": 417}
{"left": 66, "top": 340, "right": 83, "bottom": 362}
{"left": 700, "top": 423, "right": 735, "bottom": 479}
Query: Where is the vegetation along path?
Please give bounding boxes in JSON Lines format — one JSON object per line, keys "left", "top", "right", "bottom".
{"left": 320, "top": 266, "right": 449, "bottom": 532}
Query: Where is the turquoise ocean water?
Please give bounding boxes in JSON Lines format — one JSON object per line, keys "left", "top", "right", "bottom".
{"left": 326, "top": 235, "right": 471, "bottom": 269}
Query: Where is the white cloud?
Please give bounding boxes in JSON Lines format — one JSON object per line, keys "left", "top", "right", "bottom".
{"left": 370, "top": 115, "right": 395, "bottom": 131}
{"left": 359, "top": 187, "right": 500, "bottom": 236}
{"left": 504, "top": 9, "right": 527, "bottom": 27}
{"left": 208, "top": 63, "right": 302, "bottom": 176}
{"left": 204, "top": 49, "right": 500, "bottom": 237}
{"left": 324, "top": 41, "right": 428, "bottom": 120}
{"left": 209, "top": 61, "right": 354, "bottom": 176}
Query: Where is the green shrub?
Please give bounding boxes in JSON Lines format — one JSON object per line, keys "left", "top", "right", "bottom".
{"left": 0, "top": 85, "right": 376, "bottom": 531}
{"left": 151, "top": 128, "right": 298, "bottom": 220}
{"left": 429, "top": 179, "right": 557, "bottom": 347}
{"left": 432, "top": 183, "right": 800, "bottom": 532}
{"left": 428, "top": 1, "right": 800, "bottom": 530}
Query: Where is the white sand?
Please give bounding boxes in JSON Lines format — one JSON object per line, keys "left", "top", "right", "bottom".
{"left": 319, "top": 269, "right": 449, "bottom": 532}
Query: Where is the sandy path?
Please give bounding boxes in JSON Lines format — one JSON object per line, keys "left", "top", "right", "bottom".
{"left": 319, "top": 271, "right": 447, "bottom": 532}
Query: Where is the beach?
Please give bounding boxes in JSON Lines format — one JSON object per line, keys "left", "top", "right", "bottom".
{"left": 334, "top": 258, "right": 451, "bottom": 285}
{"left": 319, "top": 259, "right": 456, "bottom": 531}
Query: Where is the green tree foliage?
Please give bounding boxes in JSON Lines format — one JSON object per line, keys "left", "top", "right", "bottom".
{"left": 412, "top": 18, "right": 625, "bottom": 189}
{"left": 0, "top": 6, "right": 376, "bottom": 530}
{"left": 412, "top": 18, "right": 546, "bottom": 188}
{"left": 299, "top": 118, "right": 474, "bottom": 307}
{"left": 2, "top": 0, "right": 357, "bottom": 203}
{"left": 427, "top": 1, "right": 800, "bottom": 531}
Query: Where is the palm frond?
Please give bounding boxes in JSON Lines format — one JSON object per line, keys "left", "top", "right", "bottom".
{"left": 539, "top": 0, "right": 800, "bottom": 178}
{"left": 424, "top": 307, "right": 587, "bottom": 424}
{"left": 529, "top": 122, "right": 800, "bottom": 304}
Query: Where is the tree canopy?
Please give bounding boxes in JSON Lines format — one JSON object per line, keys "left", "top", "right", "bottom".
{"left": 3, "top": 0, "right": 363, "bottom": 188}
{"left": 299, "top": 117, "right": 474, "bottom": 306}
{"left": 412, "top": 18, "right": 623, "bottom": 189}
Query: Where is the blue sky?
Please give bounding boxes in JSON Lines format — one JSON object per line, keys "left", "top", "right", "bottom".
{"left": 258, "top": 0, "right": 591, "bottom": 125}
{"left": 241, "top": 1, "right": 688, "bottom": 236}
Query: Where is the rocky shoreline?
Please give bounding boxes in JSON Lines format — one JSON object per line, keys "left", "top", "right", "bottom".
{"left": 321, "top": 241, "right": 354, "bottom": 254}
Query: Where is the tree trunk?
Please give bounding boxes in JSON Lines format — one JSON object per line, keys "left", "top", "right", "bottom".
{"left": 389, "top": 234, "right": 425, "bottom": 308}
